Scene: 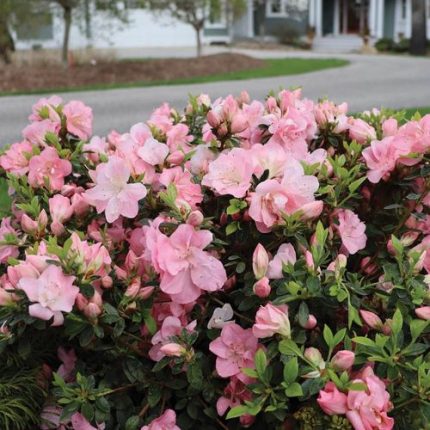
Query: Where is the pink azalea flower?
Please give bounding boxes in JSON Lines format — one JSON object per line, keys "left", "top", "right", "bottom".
{"left": 250, "top": 142, "right": 287, "bottom": 179}
{"left": 252, "top": 303, "right": 290, "bottom": 338}
{"left": 209, "top": 323, "right": 258, "bottom": 382}
{"left": 152, "top": 224, "right": 227, "bottom": 304}
{"left": 166, "top": 123, "right": 193, "bottom": 152}
{"left": 29, "top": 95, "right": 62, "bottom": 121}
{"left": 57, "top": 347, "right": 77, "bottom": 382}
{"left": 158, "top": 167, "right": 203, "bottom": 210}
{"left": 69, "top": 232, "right": 111, "bottom": 278}
{"left": 346, "top": 367, "right": 394, "bottom": 430}
{"left": 216, "top": 376, "right": 253, "bottom": 426}
{"left": 334, "top": 209, "right": 367, "bottom": 255}
{"left": 28, "top": 147, "right": 72, "bottom": 191}
{"left": 63, "top": 100, "right": 93, "bottom": 141}
{"left": 362, "top": 137, "right": 407, "bottom": 183}
{"left": 348, "top": 118, "right": 377, "bottom": 143}
{"left": 249, "top": 159, "right": 319, "bottom": 232}
{"left": 83, "top": 136, "right": 109, "bottom": 163}
{"left": 49, "top": 194, "right": 74, "bottom": 236}
{"left": 0, "top": 217, "right": 19, "bottom": 264}
{"left": 267, "top": 243, "right": 297, "bottom": 279}
{"left": 140, "top": 409, "right": 180, "bottom": 430}
{"left": 84, "top": 156, "right": 147, "bottom": 223}
{"left": 149, "top": 316, "right": 196, "bottom": 361}
{"left": 71, "top": 412, "right": 105, "bottom": 430}
{"left": 137, "top": 137, "right": 169, "bottom": 166}
{"left": 18, "top": 264, "right": 79, "bottom": 326}
{"left": 317, "top": 382, "right": 348, "bottom": 415}
{"left": 202, "top": 148, "right": 254, "bottom": 198}
{"left": 0, "top": 141, "right": 33, "bottom": 176}
{"left": 22, "top": 119, "right": 59, "bottom": 146}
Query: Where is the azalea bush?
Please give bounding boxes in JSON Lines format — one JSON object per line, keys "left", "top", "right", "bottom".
{"left": 0, "top": 90, "right": 430, "bottom": 430}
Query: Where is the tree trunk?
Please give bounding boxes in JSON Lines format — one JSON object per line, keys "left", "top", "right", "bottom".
{"left": 62, "top": 6, "right": 72, "bottom": 65}
{"left": 410, "top": 0, "right": 427, "bottom": 56}
{"left": 195, "top": 26, "right": 202, "bottom": 57}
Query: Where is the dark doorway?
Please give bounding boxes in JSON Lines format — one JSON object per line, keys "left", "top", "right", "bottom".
{"left": 340, "top": 0, "right": 369, "bottom": 34}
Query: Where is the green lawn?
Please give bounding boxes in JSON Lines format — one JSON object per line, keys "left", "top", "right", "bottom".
{"left": 0, "top": 57, "right": 349, "bottom": 96}
{"left": 403, "top": 106, "right": 430, "bottom": 118}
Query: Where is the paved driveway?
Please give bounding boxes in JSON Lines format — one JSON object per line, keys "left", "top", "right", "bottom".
{"left": 1, "top": 50, "right": 430, "bottom": 145}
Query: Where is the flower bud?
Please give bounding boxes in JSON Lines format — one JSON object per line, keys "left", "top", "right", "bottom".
{"left": 101, "top": 276, "right": 113, "bottom": 288}
{"left": 138, "top": 286, "right": 155, "bottom": 300}
{"left": 415, "top": 306, "right": 430, "bottom": 320}
{"left": 253, "top": 277, "right": 271, "bottom": 298}
{"left": 301, "top": 314, "right": 317, "bottom": 329}
{"left": 304, "top": 347, "right": 325, "bottom": 368}
{"left": 160, "top": 343, "right": 185, "bottom": 357}
{"left": 359, "top": 310, "right": 383, "bottom": 330}
{"left": 252, "top": 244, "right": 269, "bottom": 280}
{"left": 331, "top": 350, "right": 355, "bottom": 371}
{"left": 187, "top": 210, "right": 204, "bottom": 227}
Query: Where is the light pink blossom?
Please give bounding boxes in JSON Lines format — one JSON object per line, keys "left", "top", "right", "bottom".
{"left": 0, "top": 217, "right": 19, "bottom": 264}
{"left": 18, "top": 264, "right": 78, "bottom": 326}
{"left": 209, "top": 323, "right": 258, "bottom": 382}
{"left": 0, "top": 141, "right": 33, "bottom": 176}
{"left": 49, "top": 194, "right": 74, "bottom": 236}
{"left": 252, "top": 303, "right": 291, "bottom": 338}
{"left": 267, "top": 243, "right": 297, "bottom": 279}
{"left": 84, "top": 156, "right": 147, "bottom": 223}
{"left": 151, "top": 224, "right": 227, "bottom": 304}
{"left": 63, "top": 100, "right": 93, "bottom": 141}
{"left": 334, "top": 209, "right": 367, "bottom": 255}
{"left": 28, "top": 147, "right": 72, "bottom": 191}
{"left": 140, "top": 409, "right": 180, "bottom": 430}
{"left": 202, "top": 148, "right": 254, "bottom": 198}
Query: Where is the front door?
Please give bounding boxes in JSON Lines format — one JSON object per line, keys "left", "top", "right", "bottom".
{"left": 340, "top": 0, "right": 369, "bottom": 34}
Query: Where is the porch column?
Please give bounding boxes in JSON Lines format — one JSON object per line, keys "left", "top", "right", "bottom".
{"left": 376, "top": 0, "right": 385, "bottom": 38}
{"left": 405, "top": 0, "right": 412, "bottom": 38}
{"left": 315, "top": 0, "right": 323, "bottom": 37}
{"left": 246, "top": 0, "right": 254, "bottom": 37}
{"left": 309, "top": 0, "right": 316, "bottom": 28}
{"left": 368, "top": 0, "right": 376, "bottom": 37}
{"left": 333, "top": 0, "right": 340, "bottom": 35}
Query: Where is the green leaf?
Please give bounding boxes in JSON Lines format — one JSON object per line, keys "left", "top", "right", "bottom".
{"left": 279, "top": 339, "right": 303, "bottom": 357}
{"left": 125, "top": 415, "right": 141, "bottom": 430}
{"left": 348, "top": 176, "right": 367, "bottom": 193}
{"left": 283, "top": 357, "right": 298, "bottom": 385}
{"left": 352, "top": 336, "right": 376, "bottom": 347}
{"left": 187, "top": 361, "right": 203, "bottom": 390}
{"left": 323, "top": 325, "right": 334, "bottom": 348}
{"left": 410, "top": 319, "right": 429, "bottom": 341}
{"left": 0, "top": 178, "right": 12, "bottom": 217}
{"left": 391, "top": 308, "right": 403, "bottom": 336}
{"left": 226, "top": 405, "right": 248, "bottom": 419}
{"left": 285, "top": 382, "right": 303, "bottom": 397}
{"left": 255, "top": 349, "right": 267, "bottom": 382}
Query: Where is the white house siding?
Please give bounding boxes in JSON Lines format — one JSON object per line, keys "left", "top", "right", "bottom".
{"left": 14, "top": 4, "right": 230, "bottom": 52}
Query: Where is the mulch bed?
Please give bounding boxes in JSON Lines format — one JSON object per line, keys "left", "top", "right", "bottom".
{"left": 0, "top": 53, "right": 265, "bottom": 93}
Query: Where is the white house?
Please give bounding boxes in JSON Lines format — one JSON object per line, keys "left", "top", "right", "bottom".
{"left": 13, "top": 0, "right": 430, "bottom": 54}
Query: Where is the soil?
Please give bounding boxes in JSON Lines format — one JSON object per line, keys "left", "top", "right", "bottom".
{"left": 0, "top": 53, "right": 265, "bottom": 93}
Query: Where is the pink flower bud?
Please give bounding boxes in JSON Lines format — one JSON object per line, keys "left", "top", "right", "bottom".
{"left": 223, "top": 275, "right": 236, "bottom": 290}
{"left": 21, "top": 214, "right": 38, "bottom": 234}
{"left": 360, "top": 256, "right": 377, "bottom": 275}
{"left": 252, "top": 243, "right": 269, "bottom": 280}
{"left": 253, "top": 277, "right": 271, "bottom": 298}
{"left": 125, "top": 279, "right": 141, "bottom": 298}
{"left": 160, "top": 343, "right": 185, "bottom": 357}
{"left": 359, "top": 310, "right": 383, "bottom": 330}
{"left": 301, "top": 314, "right": 317, "bottom": 329}
{"left": 207, "top": 109, "right": 222, "bottom": 128}
{"left": 300, "top": 201, "right": 324, "bottom": 220}
{"left": 84, "top": 302, "right": 102, "bottom": 319}
{"left": 304, "top": 347, "right": 325, "bottom": 368}
{"left": 305, "top": 250, "right": 315, "bottom": 270}
{"left": 167, "top": 150, "right": 185, "bottom": 165}
{"left": 138, "top": 286, "right": 155, "bottom": 300}
{"left": 187, "top": 210, "right": 204, "bottom": 227}
{"left": 101, "top": 276, "right": 113, "bottom": 288}
{"left": 331, "top": 350, "right": 355, "bottom": 371}
{"left": 415, "top": 306, "right": 430, "bottom": 320}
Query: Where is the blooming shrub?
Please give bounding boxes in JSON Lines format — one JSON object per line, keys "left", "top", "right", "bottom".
{"left": 0, "top": 91, "right": 429, "bottom": 430}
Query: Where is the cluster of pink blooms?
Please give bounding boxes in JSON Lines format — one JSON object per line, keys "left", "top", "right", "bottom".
{"left": 1, "top": 89, "right": 430, "bottom": 430}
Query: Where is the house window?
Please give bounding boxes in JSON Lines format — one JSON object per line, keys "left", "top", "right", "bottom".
{"left": 16, "top": 12, "right": 53, "bottom": 41}
{"left": 266, "top": 0, "right": 288, "bottom": 17}
{"left": 401, "top": 0, "right": 407, "bottom": 19}
{"left": 206, "top": 0, "right": 226, "bottom": 28}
